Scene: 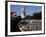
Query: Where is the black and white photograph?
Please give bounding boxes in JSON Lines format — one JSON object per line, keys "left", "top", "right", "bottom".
{"left": 5, "top": 1, "right": 45, "bottom": 36}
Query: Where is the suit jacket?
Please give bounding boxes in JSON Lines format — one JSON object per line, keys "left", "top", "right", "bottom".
{"left": 11, "top": 16, "right": 22, "bottom": 32}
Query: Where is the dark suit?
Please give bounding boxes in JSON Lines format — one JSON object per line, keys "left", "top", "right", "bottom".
{"left": 11, "top": 16, "right": 22, "bottom": 32}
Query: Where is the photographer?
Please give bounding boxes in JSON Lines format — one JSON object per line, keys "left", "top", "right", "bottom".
{"left": 11, "top": 12, "right": 22, "bottom": 32}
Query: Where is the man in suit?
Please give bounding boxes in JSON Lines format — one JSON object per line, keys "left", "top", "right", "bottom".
{"left": 11, "top": 12, "right": 22, "bottom": 32}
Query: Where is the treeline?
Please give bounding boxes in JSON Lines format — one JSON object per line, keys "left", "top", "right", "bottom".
{"left": 18, "top": 12, "right": 42, "bottom": 20}
{"left": 25, "top": 11, "right": 42, "bottom": 20}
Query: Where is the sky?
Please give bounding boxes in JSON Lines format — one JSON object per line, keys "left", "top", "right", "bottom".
{"left": 10, "top": 5, "right": 42, "bottom": 16}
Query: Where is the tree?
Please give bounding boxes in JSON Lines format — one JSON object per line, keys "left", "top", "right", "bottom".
{"left": 33, "top": 12, "right": 42, "bottom": 19}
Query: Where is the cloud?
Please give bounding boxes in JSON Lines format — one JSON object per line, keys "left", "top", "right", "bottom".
{"left": 20, "top": 8, "right": 24, "bottom": 11}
